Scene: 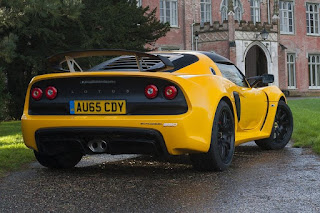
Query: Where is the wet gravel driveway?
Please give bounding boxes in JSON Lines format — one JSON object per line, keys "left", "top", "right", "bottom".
{"left": 1, "top": 142, "right": 320, "bottom": 212}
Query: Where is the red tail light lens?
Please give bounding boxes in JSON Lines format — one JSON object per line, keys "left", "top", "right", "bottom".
{"left": 31, "top": 88, "right": 43, "bottom": 101}
{"left": 45, "top": 86, "right": 58, "bottom": 100}
{"left": 164, "top": 86, "right": 178, "bottom": 100}
{"left": 145, "top": 85, "right": 158, "bottom": 99}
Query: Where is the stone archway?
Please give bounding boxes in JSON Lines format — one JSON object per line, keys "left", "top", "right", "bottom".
{"left": 245, "top": 45, "right": 268, "bottom": 78}
{"left": 235, "top": 38, "right": 279, "bottom": 87}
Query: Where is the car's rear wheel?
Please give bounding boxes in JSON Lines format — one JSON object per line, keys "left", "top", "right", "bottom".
{"left": 255, "top": 100, "right": 293, "bottom": 150}
{"left": 34, "top": 151, "right": 83, "bottom": 169}
{"left": 190, "top": 100, "right": 235, "bottom": 171}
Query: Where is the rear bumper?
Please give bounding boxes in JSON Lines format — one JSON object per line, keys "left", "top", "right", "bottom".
{"left": 35, "top": 127, "right": 168, "bottom": 156}
{"left": 21, "top": 113, "right": 212, "bottom": 155}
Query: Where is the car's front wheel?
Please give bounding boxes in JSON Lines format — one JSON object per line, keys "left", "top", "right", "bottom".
{"left": 255, "top": 100, "right": 293, "bottom": 150}
{"left": 34, "top": 151, "right": 83, "bottom": 169}
{"left": 190, "top": 100, "right": 235, "bottom": 171}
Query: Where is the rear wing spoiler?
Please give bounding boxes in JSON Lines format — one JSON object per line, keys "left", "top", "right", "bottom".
{"left": 47, "top": 49, "right": 174, "bottom": 72}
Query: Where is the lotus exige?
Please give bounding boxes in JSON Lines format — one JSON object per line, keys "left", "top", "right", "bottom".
{"left": 21, "top": 50, "right": 293, "bottom": 171}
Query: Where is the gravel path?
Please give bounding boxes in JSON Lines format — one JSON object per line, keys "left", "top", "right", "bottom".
{"left": 0, "top": 142, "right": 320, "bottom": 213}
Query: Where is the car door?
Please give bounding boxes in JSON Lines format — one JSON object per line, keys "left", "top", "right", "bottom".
{"left": 216, "top": 63, "right": 268, "bottom": 130}
{"left": 236, "top": 87, "right": 268, "bottom": 130}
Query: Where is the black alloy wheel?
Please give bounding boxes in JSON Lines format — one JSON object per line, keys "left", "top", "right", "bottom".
{"left": 273, "top": 105, "right": 291, "bottom": 143}
{"left": 255, "top": 100, "right": 293, "bottom": 150}
{"left": 217, "top": 108, "right": 234, "bottom": 164}
{"left": 190, "top": 100, "right": 235, "bottom": 171}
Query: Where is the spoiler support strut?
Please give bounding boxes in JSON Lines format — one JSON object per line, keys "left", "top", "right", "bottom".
{"left": 47, "top": 49, "right": 174, "bottom": 72}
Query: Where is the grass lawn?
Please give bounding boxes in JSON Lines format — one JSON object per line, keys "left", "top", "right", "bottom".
{"left": 0, "top": 121, "right": 34, "bottom": 177}
{"left": 288, "top": 98, "right": 320, "bottom": 154}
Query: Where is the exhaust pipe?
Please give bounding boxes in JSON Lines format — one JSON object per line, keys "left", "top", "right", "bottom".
{"left": 87, "top": 140, "right": 108, "bottom": 153}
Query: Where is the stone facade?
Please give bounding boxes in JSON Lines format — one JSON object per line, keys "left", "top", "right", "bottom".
{"left": 141, "top": 0, "right": 320, "bottom": 96}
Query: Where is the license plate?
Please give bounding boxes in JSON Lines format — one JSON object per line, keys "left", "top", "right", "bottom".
{"left": 70, "top": 100, "right": 126, "bottom": 115}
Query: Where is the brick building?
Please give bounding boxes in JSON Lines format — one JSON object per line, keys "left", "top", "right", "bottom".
{"left": 139, "top": 0, "right": 320, "bottom": 96}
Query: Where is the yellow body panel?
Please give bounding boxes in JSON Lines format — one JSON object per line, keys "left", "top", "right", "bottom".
{"left": 21, "top": 52, "right": 285, "bottom": 155}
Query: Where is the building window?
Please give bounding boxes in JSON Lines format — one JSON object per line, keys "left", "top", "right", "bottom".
{"left": 250, "top": 0, "right": 261, "bottom": 24}
{"left": 308, "top": 55, "right": 320, "bottom": 89}
{"left": 280, "top": 1, "right": 294, "bottom": 34}
{"left": 137, "top": 0, "right": 142, "bottom": 7}
{"left": 160, "top": 0, "right": 178, "bottom": 27}
{"left": 220, "top": 0, "right": 243, "bottom": 22}
{"left": 234, "top": 0, "right": 242, "bottom": 21}
{"left": 221, "top": 0, "right": 228, "bottom": 21}
{"left": 201, "top": 0, "right": 212, "bottom": 24}
{"left": 306, "top": 3, "right": 319, "bottom": 35}
{"left": 287, "top": 53, "right": 296, "bottom": 89}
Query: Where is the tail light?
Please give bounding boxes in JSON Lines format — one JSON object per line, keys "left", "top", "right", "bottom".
{"left": 145, "top": 85, "right": 158, "bottom": 99}
{"left": 45, "top": 86, "right": 58, "bottom": 100}
{"left": 31, "top": 88, "right": 43, "bottom": 101}
{"left": 164, "top": 86, "right": 177, "bottom": 100}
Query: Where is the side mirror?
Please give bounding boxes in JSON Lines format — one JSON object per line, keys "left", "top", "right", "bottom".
{"left": 262, "top": 74, "right": 274, "bottom": 84}
{"left": 247, "top": 74, "right": 274, "bottom": 88}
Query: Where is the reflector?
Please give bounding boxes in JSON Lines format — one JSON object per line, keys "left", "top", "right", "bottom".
{"left": 164, "top": 86, "right": 177, "bottom": 100}
{"left": 45, "top": 86, "right": 58, "bottom": 100}
{"left": 31, "top": 88, "right": 43, "bottom": 100}
{"left": 145, "top": 85, "right": 158, "bottom": 99}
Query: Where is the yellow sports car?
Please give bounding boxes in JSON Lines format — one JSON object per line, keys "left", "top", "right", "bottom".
{"left": 21, "top": 50, "right": 293, "bottom": 171}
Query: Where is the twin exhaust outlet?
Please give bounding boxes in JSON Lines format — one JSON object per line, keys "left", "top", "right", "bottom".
{"left": 87, "top": 140, "right": 108, "bottom": 153}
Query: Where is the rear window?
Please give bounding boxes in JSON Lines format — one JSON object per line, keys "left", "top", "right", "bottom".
{"left": 89, "top": 54, "right": 199, "bottom": 72}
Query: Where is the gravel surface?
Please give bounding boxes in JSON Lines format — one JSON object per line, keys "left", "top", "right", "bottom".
{"left": 0, "top": 142, "right": 320, "bottom": 213}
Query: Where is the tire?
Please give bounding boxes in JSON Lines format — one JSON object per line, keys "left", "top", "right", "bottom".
{"left": 34, "top": 151, "right": 83, "bottom": 169}
{"left": 255, "top": 100, "right": 293, "bottom": 150}
{"left": 190, "top": 100, "right": 235, "bottom": 171}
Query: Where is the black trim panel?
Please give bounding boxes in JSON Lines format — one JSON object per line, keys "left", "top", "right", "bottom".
{"left": 233, "top": 92, "right": 241, "bottom": 121}
{"left": 260, "top": 92, "right": 269, "bottom": 131}
{"left": 200, "top": 51, "right": 232, "bottom": 64}
{"left": 29, "top": 77, "right": 188, "bottom": 115}
{"left": 35, "top": 127, "right": 169, "bottom": 156}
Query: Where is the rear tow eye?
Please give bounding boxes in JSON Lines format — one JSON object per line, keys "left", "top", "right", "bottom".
{"left": 87, "top": 140, "right": 108, "bottom": 153}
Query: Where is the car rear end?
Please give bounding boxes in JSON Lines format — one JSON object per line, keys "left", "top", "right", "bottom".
{"left": 21, "top": 71, "right": 213, "bottom": 158}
